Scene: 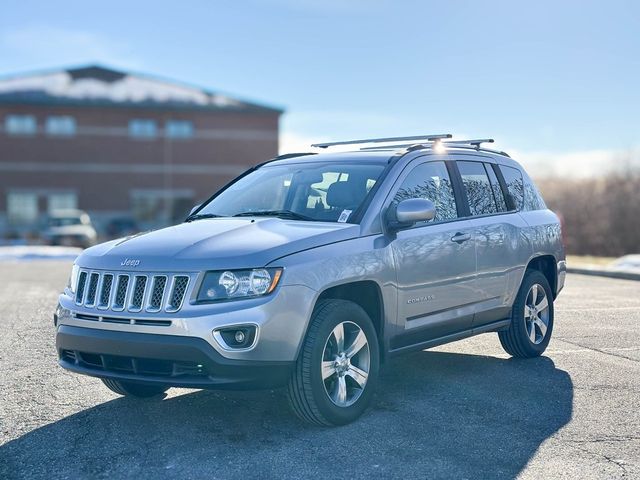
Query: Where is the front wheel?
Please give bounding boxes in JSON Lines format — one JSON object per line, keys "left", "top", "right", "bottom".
{"left": 499, "top": 270, "right": 554, "bottom": 358}
{"left": 288, "top": 299, "right": 379, "bottom": 426}
{"left": 101, "top": 378, "right": 168, "bottom": 398}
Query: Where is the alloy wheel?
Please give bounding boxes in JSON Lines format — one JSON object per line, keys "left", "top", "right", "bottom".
{"left": 321, "top": 321, "right": 370, "bottom": 407}
{"left": 524, "top": 283, "right": 550, "bottom": 345}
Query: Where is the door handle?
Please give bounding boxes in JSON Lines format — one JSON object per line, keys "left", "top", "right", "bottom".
{"left": 451, "top": 232, "right": 471, "bottom": 244}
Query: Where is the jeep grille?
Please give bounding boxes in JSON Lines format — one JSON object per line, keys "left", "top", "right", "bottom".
{"left": 74, "top": 269, "right": 191, "bottom": 313}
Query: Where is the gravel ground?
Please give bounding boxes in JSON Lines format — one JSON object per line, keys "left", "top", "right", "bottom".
{"left": 1, "top": 262, "right": 639, "bottom": 479}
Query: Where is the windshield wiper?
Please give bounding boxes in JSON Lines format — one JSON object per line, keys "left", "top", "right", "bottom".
{"left": 185, "top": 213, "right": 224, "bottom": 222}
{"left": 233, "top": 210, "right": 315, "bottom": 221}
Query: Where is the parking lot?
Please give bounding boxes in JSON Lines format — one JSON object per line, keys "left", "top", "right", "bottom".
{"left": 1, "top": 262, "right": 639, "bottom": 479}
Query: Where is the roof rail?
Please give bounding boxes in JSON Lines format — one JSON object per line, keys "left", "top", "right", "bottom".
{"left": 360, "top": 143, "right": 423, "bottom": 151}
{"left": 311, "top": 134, "right": 452, "bottom": 149}
{"left": 271, "top": 152, "right": 317, "bottom": 160}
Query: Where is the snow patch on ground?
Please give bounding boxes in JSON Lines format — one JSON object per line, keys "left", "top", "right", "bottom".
{"left": 610, "top": 255, "right": 640, "bottom": 273}
{"left": 0, "top": 246, "right": 82, "bottom": 261}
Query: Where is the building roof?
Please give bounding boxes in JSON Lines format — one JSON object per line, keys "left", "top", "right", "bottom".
{"left": 0, "top": 65, "right": 283, "bottom": 114}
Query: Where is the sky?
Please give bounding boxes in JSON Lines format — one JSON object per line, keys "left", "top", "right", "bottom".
{"left": 1, "top": 0, "right": 639, "bottom": 176}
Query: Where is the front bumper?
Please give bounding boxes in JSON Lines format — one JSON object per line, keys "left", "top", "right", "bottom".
{"left": 557, "top": 259, "right": 567, "bottom": 296}
{"left": 57, "top": 283, "right": 318, "bottom": 363}
{"left": 57, "top": 325, "right": 294, "bottom": 389}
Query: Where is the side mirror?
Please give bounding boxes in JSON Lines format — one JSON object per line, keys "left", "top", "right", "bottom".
{"left": 189, "top": 204, "right": 202, "bottom": 216}
{"left": 388, "top": 198, "right": 436, "bottom": 231}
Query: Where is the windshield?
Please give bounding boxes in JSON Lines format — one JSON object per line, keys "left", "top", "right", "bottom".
{"left": 195, "top": 162, "right": 385, "bottom": 223}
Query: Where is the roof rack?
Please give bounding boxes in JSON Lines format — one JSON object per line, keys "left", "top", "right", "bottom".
{"left": 360, "top": 138, "right": 495, "bottom": 151}
{"left": 357, "top": 137, "right": 511, "bottom": 156}
{"left": 444, "top": 138, "right": 494, "bottom": 149}
{"left": 311, "top": 134, "right": 452, "bottom": 149}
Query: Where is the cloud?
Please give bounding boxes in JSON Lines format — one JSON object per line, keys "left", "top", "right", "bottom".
{"left": 279, "top": 132, "right": 322, "bottom": 154}
{"left": 509, "top": 147, "right": 639, "bottom": 179}
{"left": 0, "top": 26, "right": 142, "bottom": 70}
{"left": 280, "top": 109, "right": 412, "bottom": 154}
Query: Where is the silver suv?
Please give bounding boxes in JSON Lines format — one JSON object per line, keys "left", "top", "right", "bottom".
{"left": 54, "top": 134, "right": 566, "bottom": 425}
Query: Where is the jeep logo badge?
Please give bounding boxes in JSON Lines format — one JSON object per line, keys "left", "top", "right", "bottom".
{"left": 121, "top": 258, "right": 141, "bottom": 267}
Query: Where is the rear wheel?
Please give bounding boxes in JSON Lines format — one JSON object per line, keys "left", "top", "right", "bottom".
{"left": 288, "top": 299, "right": 379, "bottom": 426}
{"left": 499, "top": 269, "right": 554, "bottom": 358}
{"left": 101, "top": 378, "right": 168, "bottom": 398}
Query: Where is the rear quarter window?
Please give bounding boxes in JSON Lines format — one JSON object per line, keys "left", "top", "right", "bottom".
{"left": 498, "top": 165, "right": 546, "bottom": 212}
{"left": 499, "top": 165, "right": 525, "bottom": 211}
{"left": 522, "top": 171, "right": 547, "bottom": 211}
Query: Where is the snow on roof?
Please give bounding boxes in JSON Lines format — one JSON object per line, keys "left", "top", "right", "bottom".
{"left": 0, "top": 65, "right": 282, "bottom": 113}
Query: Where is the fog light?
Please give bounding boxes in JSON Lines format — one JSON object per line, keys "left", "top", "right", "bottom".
{"left": 214, "top": 325, "right": 257, "bottom": 350}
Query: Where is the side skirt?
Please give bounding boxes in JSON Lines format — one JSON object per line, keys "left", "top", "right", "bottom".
{"left": 387, "top": 318, "right": 511, "bottom": 357}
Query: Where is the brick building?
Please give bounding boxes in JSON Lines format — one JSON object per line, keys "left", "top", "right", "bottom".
{"left": 0, "top": 65, "right": 282, "bottom": 237}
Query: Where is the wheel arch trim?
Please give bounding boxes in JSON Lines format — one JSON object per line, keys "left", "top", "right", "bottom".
{"left": 297, "top": 279, "right": 387, "bottom": 362}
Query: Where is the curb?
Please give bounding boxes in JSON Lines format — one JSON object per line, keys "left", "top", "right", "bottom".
{"left": 567, "top": 267, "right": 640, "bottom": 281}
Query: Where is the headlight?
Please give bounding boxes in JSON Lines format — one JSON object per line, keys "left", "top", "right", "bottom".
{"left": 197, "top": 268, "right": 282, "bottom": 302}
{"left": 68, "top": 264, "right": 79, "bottom": 293}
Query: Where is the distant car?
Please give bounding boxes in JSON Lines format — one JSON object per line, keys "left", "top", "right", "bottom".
{"left": 105, "top": 217, "right": 139, "bottom": 238}
{"left": 44, "top": 210, "right": 97, "bottom": 249}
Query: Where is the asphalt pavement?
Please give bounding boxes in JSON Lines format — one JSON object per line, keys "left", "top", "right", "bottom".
{"left": 1, "top": 262, "right": 639, "bottom": 479}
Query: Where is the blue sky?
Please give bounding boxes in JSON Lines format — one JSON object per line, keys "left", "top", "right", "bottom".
{"left": 1, "top": 0, "right": 638, "bottom": 174}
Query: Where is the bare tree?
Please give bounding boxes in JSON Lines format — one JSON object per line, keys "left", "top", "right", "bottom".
{"left": 536, "top": 152, "right": 640, "bottom": 257}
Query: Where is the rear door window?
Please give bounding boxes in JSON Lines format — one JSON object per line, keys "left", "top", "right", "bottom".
{"left": 484, "top": 164, "right": 508, "bottom": 212}
{"left": 457, "top": 161, "right": 498, "bottom": 216}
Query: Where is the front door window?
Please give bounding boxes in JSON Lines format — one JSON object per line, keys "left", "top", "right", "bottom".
{"left": 392, "top": 161, "right": 458, "bottom": 225}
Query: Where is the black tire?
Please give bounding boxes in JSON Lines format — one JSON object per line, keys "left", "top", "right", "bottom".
{"left": 499, "top": 269, "right": 554, "bottom": 358}
{"left": 101, "top": 378, "right": 168, "bottom": 398}
{"left": 288, "top": 299, "right": 380, "bottom": 426}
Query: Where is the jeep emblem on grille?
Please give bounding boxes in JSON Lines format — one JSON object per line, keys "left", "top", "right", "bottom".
{"left": 121, "top": 258, "right": 141, "bottom": 267}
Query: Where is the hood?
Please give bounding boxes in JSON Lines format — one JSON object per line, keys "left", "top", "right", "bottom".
{"left": 78, "top": 218, "right": 360, "bottom": 271}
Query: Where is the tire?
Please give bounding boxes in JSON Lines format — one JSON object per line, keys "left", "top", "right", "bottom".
{"left": 101, "top": 378, "right": 168, "bottom": 398}
{"left": 499, "top": 269, "right": 554, "bottom": 358}
{"left": 288, "top": 299, "right": 380, "bottom": 426}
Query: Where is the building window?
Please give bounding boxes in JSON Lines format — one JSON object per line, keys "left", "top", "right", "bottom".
{"left": 128, "top": 119, "right": 157, "bottom": 138}
{"left": 45, "top": 116, "right": 76, "bottom": 136}
{"left": 165, "top": 120, "right": 194, "bottom": 139}
{"left": 5, "top": 115, "right": 37, "bottom": 135}
{"left": 48, "top": 192, "right": 78, "bottom": 213}
{"left": 7, "top": 192, "right": 38, "bottom": 225}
